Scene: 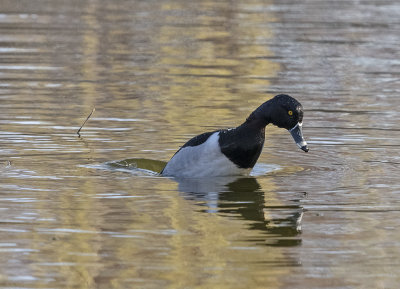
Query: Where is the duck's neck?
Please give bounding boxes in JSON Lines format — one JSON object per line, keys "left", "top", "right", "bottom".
{"left": 241, "top": 100, "right": 273, "bottom": 130}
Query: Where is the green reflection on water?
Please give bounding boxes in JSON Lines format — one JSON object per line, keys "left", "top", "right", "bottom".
{"left": 110, "top": 158, "right": 167, "bottom": 174}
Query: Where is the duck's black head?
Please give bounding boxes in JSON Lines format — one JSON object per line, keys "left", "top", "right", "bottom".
{"left": 268, "top": 94, "right": 303, "bottom": 130}
{"left": 247, "top": 94, "right": 309, "bottom": 152}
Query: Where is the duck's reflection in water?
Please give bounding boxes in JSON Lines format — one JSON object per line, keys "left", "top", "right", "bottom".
{"left": 109, "top": 158, "right": 304, "bottom": 247}
{"left": 173, "top": 176, "right": 304, "bottom": 247}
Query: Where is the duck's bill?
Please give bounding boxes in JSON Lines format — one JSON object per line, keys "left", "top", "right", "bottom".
{"left": 288, "top": 122, "right": 309, "bottom": 152}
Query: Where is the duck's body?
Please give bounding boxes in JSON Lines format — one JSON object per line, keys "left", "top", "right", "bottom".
{"left": 161, "top": 94, "right": 308, "bottom": 178}
{"left": 162, "top": 125, "right": 264, "bottom": 178}
{"left": 161, "top": 131, "right": 248, "bottom": 178}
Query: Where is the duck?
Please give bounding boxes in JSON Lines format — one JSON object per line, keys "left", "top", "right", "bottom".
{"left": 161, "top": 94, "right": 308, "bottom": 178}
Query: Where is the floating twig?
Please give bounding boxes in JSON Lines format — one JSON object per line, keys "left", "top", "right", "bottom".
{"left": 77, "top": 108, "right": 95, "bottom": 137}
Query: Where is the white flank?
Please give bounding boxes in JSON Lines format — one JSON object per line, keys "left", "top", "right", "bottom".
{"left": 162, "top": 132, "right": 250, "bottom": 178}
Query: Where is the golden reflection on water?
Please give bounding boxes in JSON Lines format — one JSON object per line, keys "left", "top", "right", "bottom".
{"left": 6, "top": 175, "right": 294, "bottom": 288}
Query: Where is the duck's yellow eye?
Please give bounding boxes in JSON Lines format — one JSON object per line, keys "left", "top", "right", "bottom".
{"left": 288, "top": 110, "right": 293, "bottom": 116}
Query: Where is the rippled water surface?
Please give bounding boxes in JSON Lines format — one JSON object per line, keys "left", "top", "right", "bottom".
{"left": 1, "top": 0, "right": 400, "bottom": 288}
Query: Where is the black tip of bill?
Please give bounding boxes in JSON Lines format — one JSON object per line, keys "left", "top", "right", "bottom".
{"left": 301, "top": 145, "right": 309, "bottom": 153}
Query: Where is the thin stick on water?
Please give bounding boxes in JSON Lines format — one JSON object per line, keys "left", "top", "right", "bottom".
{"left": 77, "top": 108, "right": 95, "bottom": 137}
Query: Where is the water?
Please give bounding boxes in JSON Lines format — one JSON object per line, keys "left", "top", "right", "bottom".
{"left": 1, "top": 0, "right": 400, "bottom": 288}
